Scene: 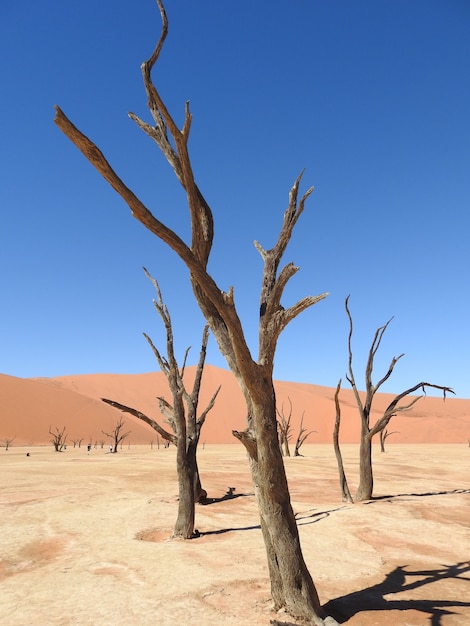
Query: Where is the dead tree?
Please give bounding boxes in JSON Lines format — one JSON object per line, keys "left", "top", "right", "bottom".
{"left": 53, "top": 2, "right": 334, "bottom": 622}
{"left": 343, "top": 296, "right": 454, "bottom": 501}
{"left": 333, "top": 380, "right": 354, "bottom": 503}
{"left": 277, "top": 398, "right": 294, "bottom": 457}
{"left": 294, "top": 413, "right": 314, "bottom": 457}
{"left": 379, "top": 428, "right": 398, "bottom": 452}
{"left": 49, "top": 426, "right": 67, "bottom": 452}
{"left": 103, "top": 271, "right": 220, "bottom": 539}
{"left": 3, "top": 436, "right": 15, "bottom": 451}
{"left": 102, "top": 417, "right": 130, "bottom": 453}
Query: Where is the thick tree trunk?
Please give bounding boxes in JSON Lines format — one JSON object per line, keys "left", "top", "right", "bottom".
{"left": 239, "top": 380, "right": 328, "bottom": 624}
{"left": 356, "top": 429, "right": 373, "bottom": 501}
{"left": 173, "top": 436, "right": 196, "bottom": 539}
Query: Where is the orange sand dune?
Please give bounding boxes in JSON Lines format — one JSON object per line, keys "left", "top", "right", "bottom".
{"left": 1, "top": 366, "right": 468, "bottom": 446}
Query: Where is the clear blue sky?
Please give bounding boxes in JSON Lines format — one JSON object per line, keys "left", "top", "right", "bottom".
{"left": 1, "top": 1, "right": 469, "bottom": 398}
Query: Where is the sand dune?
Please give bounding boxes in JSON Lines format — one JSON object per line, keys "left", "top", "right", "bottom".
{"left": 1, "top": 365, "right": 468, "bottom": 446}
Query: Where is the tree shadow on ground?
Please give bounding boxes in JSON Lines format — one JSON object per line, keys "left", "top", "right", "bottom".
{"left": 295, "top": 507, "right": 347, "bottom": 526}
{"left": 323, "top": 561, "right": 470, "bottom": 625}
{"left": 200, "top": 487, "right": 254, "bottom": 505}
{"left": 364, "top": 488, "right": 470, "bottom": 504}
{"left": 197, "top": 523, "right": 261, "bottom": 537}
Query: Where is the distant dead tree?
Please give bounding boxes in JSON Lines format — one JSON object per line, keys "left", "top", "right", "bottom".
{"left": 102, "top": 417, "right": 130, "bottom": 453}
{"left": 53, "top": 1, "right": 335, "bottom": 621}
{"left": 3, "top": 436, "right": 16, "bottom": 451}
{"left": 278, "top": 399, "right": 314, "bottom": 457}
{"left": 334, "top": 296, "right": 454, "bottom": 502}
{"left": 379, "top": 428, "right": 398, "bottom": 452}
{"left": 49, "top": 426, "right": 67, "bottom": 452}
{"left": 294, "top": 413, "right": 314, "bottom": 456}
{"left": 99, "top": 439, "right": 105, "bottom": 449}
{"left": 277, "top": 398, "right": 294, "bottom": 457}
{"left": 103, "top": 270, "right": 220, "bottom": 539}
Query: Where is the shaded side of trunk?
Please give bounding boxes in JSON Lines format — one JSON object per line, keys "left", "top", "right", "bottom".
{"left": 173, "top": 430, "right": 195, "bottom": 539}
{"left": 356, "top": 428, "right": 373, "bottom": 501}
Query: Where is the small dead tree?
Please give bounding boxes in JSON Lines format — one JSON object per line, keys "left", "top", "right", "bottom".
{"left": 102, "top": 417, "right": 130, "bottom": 453}
{"left": 294, "top": 413, "right": 314, "bottom": 456}
{"left": 49, "top": 426, "right": 67, "bottom": 452}
{"left": 379, "top": 428, "right": 398, "bottom": 452}
{"left": 53, "top": 2, "right": 334, "bottom": 622}
{"left": 103, "top": 270, "right": 220, "bottom": 539}
{"left": 277, "top": 398, "right": 294, "bottom": 457}
{"left": 340, "top": 296, "right": 454, "bottom": 501}
{"left": 3, "top": 436, "right": 16, "bottom": 451}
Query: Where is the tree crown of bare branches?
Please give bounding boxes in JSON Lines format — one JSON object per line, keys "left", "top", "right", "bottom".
{"left": 53, "top": 0, "right": 328, "bottom": 389}
{"left": 344, "top": 295, "right": 454, "bottom": 436}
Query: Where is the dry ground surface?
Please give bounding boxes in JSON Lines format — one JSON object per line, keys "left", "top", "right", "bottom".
{"left": 0, "top": 444, "right": 468, "bottom": 626}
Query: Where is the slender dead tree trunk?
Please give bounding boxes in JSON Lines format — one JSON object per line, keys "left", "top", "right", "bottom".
{"left": 332, "top": 380, "right": 354, "bottom": 503}
{"left": 379, "top": 428, "right": 398, "bottom": 452}
{"left": 344, "top": 296, "right": 454, "bottom": 501}
{"left": 54, "top": 2, "right": 334, "bottom": 622}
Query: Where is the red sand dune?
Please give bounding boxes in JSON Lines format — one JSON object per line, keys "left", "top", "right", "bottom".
{"left": 1, "top": 365, "right": 468, "bottom": 446}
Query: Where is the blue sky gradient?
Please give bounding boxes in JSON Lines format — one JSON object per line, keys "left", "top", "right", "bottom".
{"left": 1, "top": 1, "right": 469, "bottom": 397}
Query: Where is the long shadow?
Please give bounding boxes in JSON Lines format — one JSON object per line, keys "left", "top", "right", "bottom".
{"left": 295, "top": 506, "right": 347, "bottom": 526}
{"left": 199, "top": 486, "right": 255, "bottom": 505}
{"left": 197, "top": 523, "right": 261, "bottom": 537}
{"left": 364, "top": 488, "right": 470, "bottom": 504}
{"left": 323, "top": 561, "right": 470, "bottom": 625}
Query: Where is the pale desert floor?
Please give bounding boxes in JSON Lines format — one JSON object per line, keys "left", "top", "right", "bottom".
{"left": 0, "top": 444, "right": 468, "bottom": 626}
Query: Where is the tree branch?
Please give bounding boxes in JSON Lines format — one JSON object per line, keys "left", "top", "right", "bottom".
{"left": 101, "top": 398, "right": 176, "bottom": 444}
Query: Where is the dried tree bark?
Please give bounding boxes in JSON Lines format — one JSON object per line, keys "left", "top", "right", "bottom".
{"left": 344, "top": 296, "right": 454, "bottom": 501}
{"left": 54, "top": 2, "right": 334, "bottom": 622}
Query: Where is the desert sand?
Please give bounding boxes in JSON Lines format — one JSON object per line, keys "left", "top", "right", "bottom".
{"left": 1, "top": 368, "right": 469, "bottom": 624}
{"left": 0, "top": 443, "right": 468, "bottom": 625}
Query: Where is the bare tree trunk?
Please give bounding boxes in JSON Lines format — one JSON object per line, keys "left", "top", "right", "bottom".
{"left": 174, "top": 430, "right": 196, "bottom": 538}
{"left": 236, "top": 384, "right": 325, "bottom": 623}
{"left": 333, "top": 380, "right": 353, "bottom": 504}
{"left": 356, "top": 429, "right": 373, "bottom": 501}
